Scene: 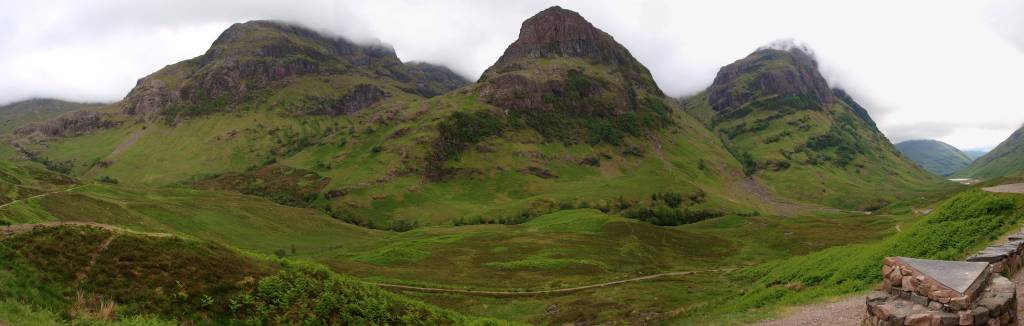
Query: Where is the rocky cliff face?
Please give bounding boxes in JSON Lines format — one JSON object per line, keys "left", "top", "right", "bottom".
{"left": 708, "top": 47, "right": 833, "bottom": 113}
{"left": 301, "top": 84, "right": 389, "bottom": 116}
{"left": 14, "top": 110, "right": 116, "bottom": 138}
{"left": 120, "top": 20, "right": 468, "bottom": 119}
{"left": 474, "top": 6, "right": 664, "bottom": 119}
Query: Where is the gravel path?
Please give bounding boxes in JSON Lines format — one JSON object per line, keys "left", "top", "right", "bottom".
{"left": 749, "top": 295, "right": 864, "bottom": 326}
{"left": 984, "top": 183, "right": 1024, "bottom": 194}
{"left": 374, "top": 269, "right": 734, "bottom": 296}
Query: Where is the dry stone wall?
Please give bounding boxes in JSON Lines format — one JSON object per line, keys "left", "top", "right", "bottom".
{"left": 864, "top": 230, "right": 1024, "bottom": 326}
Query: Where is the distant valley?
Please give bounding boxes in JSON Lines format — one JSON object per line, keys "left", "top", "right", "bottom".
{"left": 2, "top": 5, "right": 1024, "bottom": 326}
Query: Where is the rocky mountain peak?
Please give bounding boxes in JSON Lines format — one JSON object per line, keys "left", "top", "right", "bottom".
{"left": 119, "top": 20, "right": 467, "bottom": 118}
{"left": 480, "top": 6, "right": 659, "bottom": 93}
{"left": 500, "top": 6, "right": 608, "bottom": 60}
{"left": 708, "top": 45, "right": 833, "bottom": 112}
{"left": 205, "top": 20, "right": 400, "bottom": 65}
{"left": 474, "top": 6, "right": 664, "bottom": 119}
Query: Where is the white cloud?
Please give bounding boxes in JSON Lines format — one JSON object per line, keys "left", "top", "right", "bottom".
{"left": 1, "top": 0, "right": 1022, "bottom": 149}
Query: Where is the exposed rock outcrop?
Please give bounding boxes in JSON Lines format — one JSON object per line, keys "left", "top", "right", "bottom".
{"left": 476, "top": 6, "right": 663, "bottom": 117}
{"left": 302, "top": 84, "right": 389, "bottom": 116}
{"left": 15, "top": 110, "right": 116, "bottom": 138}
{"left": 119, "top": 20, "right": 467, "bottom": 119}
{"left": 708, "top": 47, "right": 833, "bottom": 113}
{"left": 121, "top": 78, "right": 174, "bottom": 115}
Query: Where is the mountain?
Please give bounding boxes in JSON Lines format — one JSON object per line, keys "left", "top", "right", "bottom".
{"left": 0, "top": 98, "right": 103, "bottom": 134}
{"left": 0, "top": 6, "right": 977, "bottom": 326}
{"left": 120, "top": 20, "right": 468, "bottom": 119}
{"left": 7, "top": 7, "right": 776, "bottom": 228}
{"left": 894, "top": 139, "right": 972, "bottom": 176}
{"left": 958, "top": 126, "right": 1024, "bottom": 178}
{"left": 963, "top": 149, "right": 988, "bottom": 160}
{"left": 683, "top": 45, "right": 945, "bottom": 209}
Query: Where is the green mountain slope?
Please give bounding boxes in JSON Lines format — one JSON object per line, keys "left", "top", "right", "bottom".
{"left": 683, "top": 46, "right": 947, "bottom": 209}
{"left": 10, "top": 8, "right": 950, "bottom": 225}
{"left": 10, "top": 7, "right": 779, "bottom": 228}
{"left": 958, "top": 126, "right": 1024, "bottom": 178}
{"left": 0, "top": 99, "right": 103, "bottom": 134}
{"left": 894, "top": 139, "right": 972, "bottom": 176}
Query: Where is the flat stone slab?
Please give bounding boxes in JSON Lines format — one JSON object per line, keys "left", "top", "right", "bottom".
{"left": 897, "top": 257, "right": 988, "bottom": 293}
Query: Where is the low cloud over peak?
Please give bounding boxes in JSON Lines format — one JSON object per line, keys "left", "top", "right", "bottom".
{"left": 2, "top": 0, "right": 1023, "bottom": 149}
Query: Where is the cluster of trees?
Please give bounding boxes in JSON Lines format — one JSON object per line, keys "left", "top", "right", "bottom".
{"left": 320, "top": 205, "right": 421, "bottom": 232}
{"left": 616, "top": 190, "right": 722, "bottom": 226}
{"left": 805, "top": 116, "right": 867, "bottom": 168}
{"left": 19, "top": 148, "right": 73, "bottom": 174}
{"left": 452, "top": 214, "right": 531, "bottom": 226}
{"left": 427, "top": 110, "right": 505, "bottom": 180}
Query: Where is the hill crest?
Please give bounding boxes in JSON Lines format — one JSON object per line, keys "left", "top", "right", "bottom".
{"left": 894, "top": 139, "right": 972, "bottom": 176}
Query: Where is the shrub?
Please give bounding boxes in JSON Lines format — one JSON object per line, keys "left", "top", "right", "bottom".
{"left": 229, "top": 266, "right": 484, "bottom": 325}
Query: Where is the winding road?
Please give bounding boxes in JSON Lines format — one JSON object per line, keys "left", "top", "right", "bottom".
{"left": 370, "top": 269, "right": 734, "bottom": 296}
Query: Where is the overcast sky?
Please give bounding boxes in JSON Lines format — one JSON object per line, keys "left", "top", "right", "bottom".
{"left": 3, "top": 0, "right": 1023, "bottom": 150}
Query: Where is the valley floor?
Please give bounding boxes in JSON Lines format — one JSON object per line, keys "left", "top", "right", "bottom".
{"left": 1, "top": 177, "right": 1013, "bottom": 325}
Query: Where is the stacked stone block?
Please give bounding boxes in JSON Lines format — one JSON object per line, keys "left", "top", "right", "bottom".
{"left": 968, "top": 236, "right": 1024, "bottom": 275}
{"left": 864, "top": 228, "right": 1024, "bottom": 326}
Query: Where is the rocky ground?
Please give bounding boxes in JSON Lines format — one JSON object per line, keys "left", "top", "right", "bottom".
{"left": 749, "top": 295, "right": 864, "bottom": 326}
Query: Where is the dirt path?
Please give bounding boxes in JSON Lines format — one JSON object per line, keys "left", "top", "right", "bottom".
{"left": 73, "top": 233, "right": 119, "bottom": 286}
{"left": 748, "top": 295, "right": 864, "bottom": 326}
{"left": 372, "top": 269, "right": 733, "bottom": 296}
{"left": 0, "top": 184, "right": 87, "bottom": 209}
{"left": 109, "top": 128, "right": 144, "bottom": 158}
{"left": 983, "top": 183, "right": 1024, "bottom": 194}
{"left": 0, "top": 221, "right": 173, "bottom": 238}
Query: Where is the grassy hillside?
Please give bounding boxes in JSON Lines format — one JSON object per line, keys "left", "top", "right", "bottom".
{"left": 0, "top": 174, "right": 916, "bottom": 325}
{"left": 959, "top": 126, "right": 1024, "bottom": 179}
{"left": 0, "top": 160, "right": 78, "bottom": 207}
{"left": 0, "top": 99, "right": 104, "bottom": 134}
{"left": 7, "top": 8, "right": 800, "bottom": 230}
{"left": 0, "top": 224, "right": 504, "bottom": 325}
{"left": 895, "top": 139, "right": 972, "bottom": 176}
{"left": 671, "top": 189, "right": 1024, "bottom": 324}
{"left": 0, "top": 183, "right": 377, "bottom": 256}
{"left": 684, "top": 48, "right": 949, "bottom": 209}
